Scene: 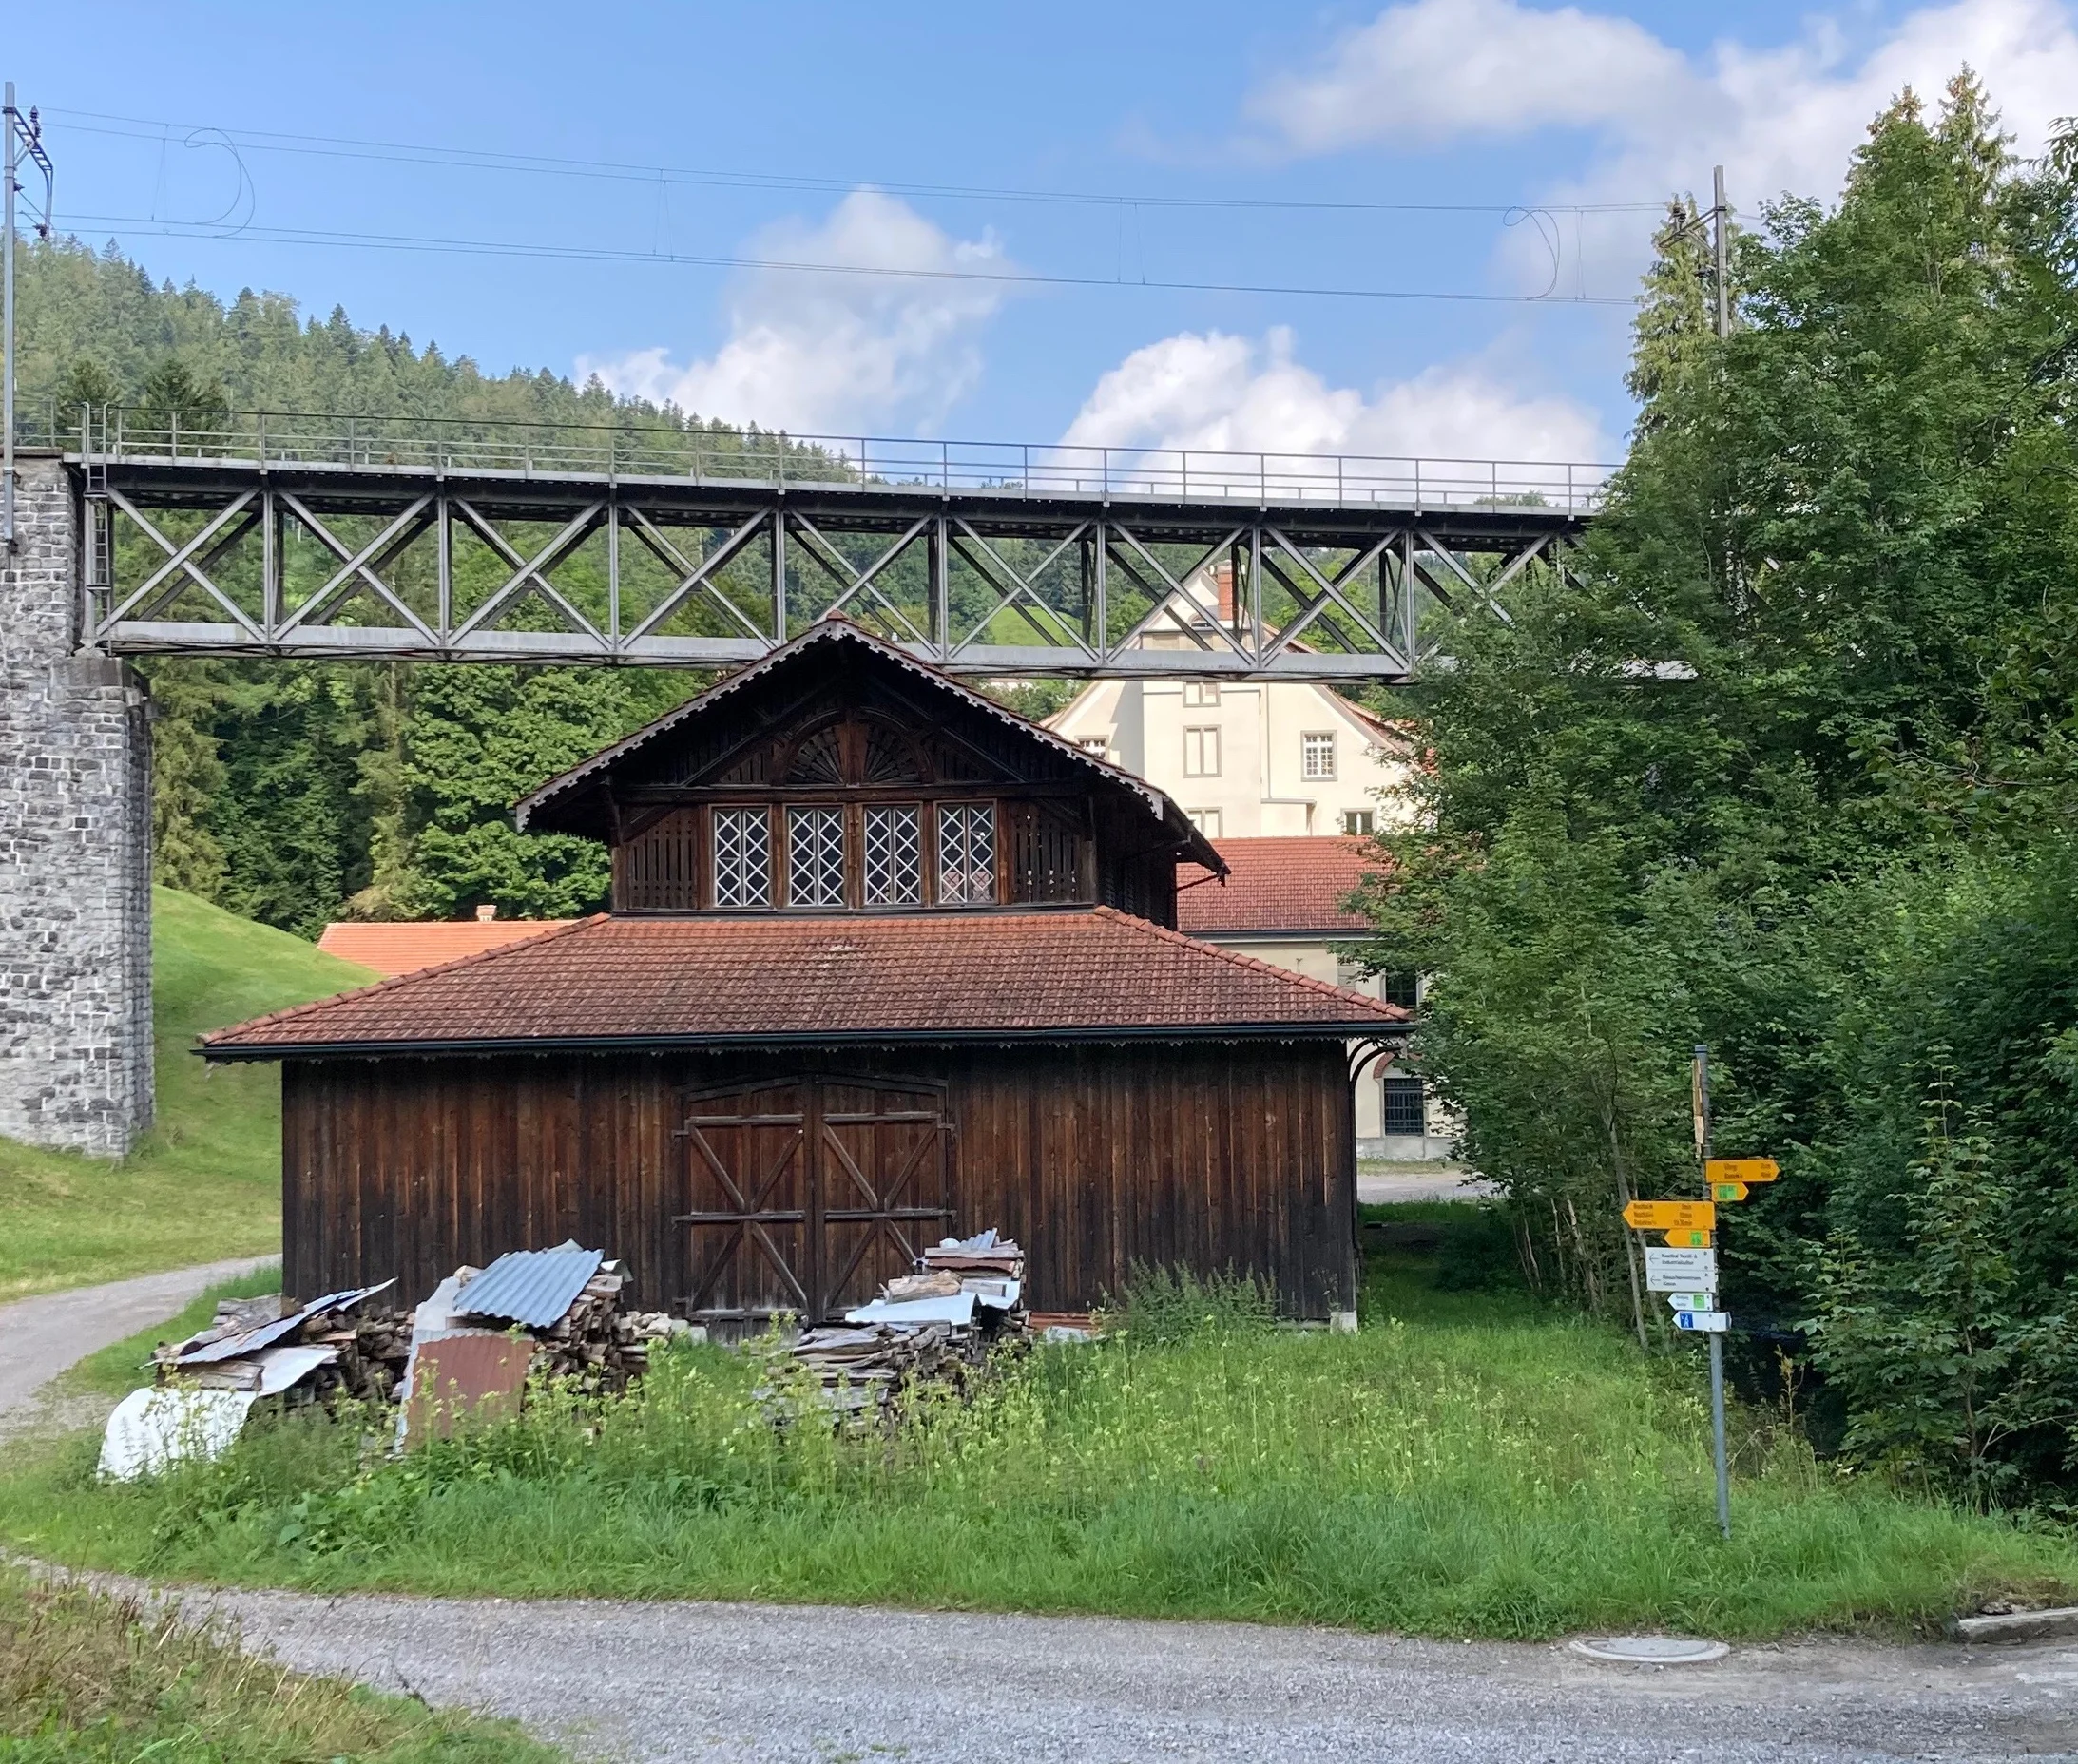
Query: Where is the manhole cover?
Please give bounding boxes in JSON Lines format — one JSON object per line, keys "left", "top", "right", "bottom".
{"left": 1568, "top": 1636, "right": 1730, "bottom": 1664}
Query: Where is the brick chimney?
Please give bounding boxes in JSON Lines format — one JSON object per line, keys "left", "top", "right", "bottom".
{"left": 475, "top": 903, "right": 497, "bottom": 922}
{"left": 1215, "top": 561, "right": 1236, "bottom": 624}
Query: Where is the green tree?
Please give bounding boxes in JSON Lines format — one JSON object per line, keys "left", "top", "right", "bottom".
{"left": 1356, "top": 73, "right": 2078, "bottom": 1504}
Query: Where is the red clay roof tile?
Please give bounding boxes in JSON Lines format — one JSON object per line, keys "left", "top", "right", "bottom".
{"left": 204, "top": 908, "right": 1405, "bottom": 1056}
{"left": 1177, "top": 837, "right": 1383, "bottom": 936}
{"left": 316, "top": 919, "right": 575, "bottom": 979}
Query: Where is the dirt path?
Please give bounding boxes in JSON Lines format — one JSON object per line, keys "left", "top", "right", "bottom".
{"left": 144, "top": 1583, "right": 2075, "bottom": 1763}
{"left": 0, "top": 1256, "right": 275, "bottom": 1423}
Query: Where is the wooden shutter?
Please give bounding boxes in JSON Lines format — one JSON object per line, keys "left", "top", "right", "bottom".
{"left": 613, "top": 807, "right": 702, "bottom": 911}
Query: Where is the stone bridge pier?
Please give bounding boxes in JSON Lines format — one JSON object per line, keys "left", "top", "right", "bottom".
{"left": 0, "top": 453, "right": 153, "bottom": 1155}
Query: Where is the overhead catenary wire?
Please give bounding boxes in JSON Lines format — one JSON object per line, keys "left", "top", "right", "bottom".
{"left": 43, "top": 104, "right": 1656, "bottom": 306}
{"left": 47, "top": 106, "right": 1671, "bottom": 219}
{"left": 62, "top": 210, "right": 1641, "bottom": 305}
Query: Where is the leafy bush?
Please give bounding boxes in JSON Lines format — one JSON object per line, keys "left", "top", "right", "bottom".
{"left": 1815, "top": 1087, "right": 2078, "bottom": 1504}
{"left": 1108, "top": 1264, "right": 1280, "bottom": 1344}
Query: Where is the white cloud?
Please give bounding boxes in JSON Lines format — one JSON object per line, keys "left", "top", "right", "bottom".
{"left": 1062, "top": 326, "right": 1610, "bottom": 462}
{"left": 577, "top": 190, "right": 1010, "bottom": 436}
{"left": 1246, "top": 0, "right": 2078, "bottom": 292}
{"left": 1247, "top": 0, "right": 1685, "bottom": 154}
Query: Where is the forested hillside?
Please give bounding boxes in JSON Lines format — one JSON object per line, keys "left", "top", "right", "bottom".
{"left": 1361, "top": 78, "right": 2078, "bottom": 1505}
{"left": 16, "top": 240, "right": 758, "bottom": 933}
{"left": 19, "top": 240, "right": 1084, "bottom": 933}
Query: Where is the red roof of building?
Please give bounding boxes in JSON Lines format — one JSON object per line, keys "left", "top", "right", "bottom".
{"left": 204, "top": 908, "right": 1406, "bottom": 1058}
{"left": 1177, "top": 837, "right": 1382, "bottom": 937}
{"left": 316, "top": 919, "right": 574, "bottom": 979}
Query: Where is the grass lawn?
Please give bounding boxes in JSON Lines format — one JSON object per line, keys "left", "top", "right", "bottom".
{"left": 5, "top": 1214, "right": 2072, "bottom": 1641}
{"left": 0, "top": 1564, "right": 561, "bottom": 1762}
{"left": 0, "top": 888, "right": 375, "bottom": 1302}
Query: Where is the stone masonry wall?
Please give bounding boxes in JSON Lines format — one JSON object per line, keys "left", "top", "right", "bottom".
{"left": 0, "top": 455, "right": 153, "bottom": 1155}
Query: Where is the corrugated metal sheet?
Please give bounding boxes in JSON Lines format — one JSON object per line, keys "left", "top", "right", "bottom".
{"left": 455, "top": 1245, "right": 603, "bottom": 1328}
{"left": 176, "top": 1281, "right": 395, "bottom": 1365}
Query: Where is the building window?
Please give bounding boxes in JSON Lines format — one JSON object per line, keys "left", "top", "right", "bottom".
{"left": 711, "top": 807, "right": 773, "bottom": 908}
{"left": 786, "top": 805, "right": 846, "bottom": 907}
{"left": 1380, "top": 969, "right": 1418, "bottom": 1008}
{"left": 937, "top": 803, "right": 995, "bottom": 905}
{"left": 1383, "top": 1076, "right": 1426, "bottom": 1136}
{"left": 1302, "top": 731, "right": 1337, "bottom": 780}
{"left": 1183, "top": 681, "right": 1221, "bottom": 707}
{"left": 1078, "top": 737, "right": 1110, "bottom": 759}
{"left": 863, "top": 804, "right": 923, "bottom": 905}
{"left": 1183, "top": 726, "right": 1222, "bottom": 777}
{"left": 1187, "top": 808, "right": 1222, "bottom": 837}
{"left": 1341, "top": 809, "right": 1376, "bottom": 836}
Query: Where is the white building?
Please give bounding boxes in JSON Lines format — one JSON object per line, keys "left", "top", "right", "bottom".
{"left": 1043, "top": 569, "right": 1420, "bottom": 840}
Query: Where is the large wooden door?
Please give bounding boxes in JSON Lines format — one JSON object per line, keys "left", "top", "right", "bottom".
{"left": 817, "top": 1078, "right": 952, "bottom": 1315}
{"left": 675, "top": 1075, "right": 952, "bottom": 1324}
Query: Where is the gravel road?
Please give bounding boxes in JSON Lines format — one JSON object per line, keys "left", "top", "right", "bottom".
{"left": 0, "top": 1256, "right": 275, "bottom": 1424}
{"left": 163, "top": 1584, "right": 2077, "bottom": 1763}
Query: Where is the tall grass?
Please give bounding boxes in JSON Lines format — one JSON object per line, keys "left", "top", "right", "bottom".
{"left": 6, "top": 1254, "right": 2072, "bottom": 1639}
{"left": 0, "top": 1565, "right": 560, "bottom": 1761}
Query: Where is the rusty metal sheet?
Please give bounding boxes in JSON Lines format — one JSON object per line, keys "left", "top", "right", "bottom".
{"left": 454, "top": 1245, "right": 602, "bottom": 1329}
{"left": 401, "top": 1333, "right": 531, "bottom": 1448}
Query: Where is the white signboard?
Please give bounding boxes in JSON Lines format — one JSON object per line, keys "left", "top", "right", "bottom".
{"left": 1664, "top": 1292, "right": 1716, "bottom": 1312}
{"left": 1674, "top": 1310, "right": 1730, "bottom": 1333}
{"left": 1645, "top": 1247, "right": 1718, "bottom": 1292}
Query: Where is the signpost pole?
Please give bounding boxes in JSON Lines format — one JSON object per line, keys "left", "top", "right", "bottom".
{"left": 1694, "top": 1044, "right": 1731, "bottom": 1540}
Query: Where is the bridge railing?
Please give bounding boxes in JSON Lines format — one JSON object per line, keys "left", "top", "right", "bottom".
{"left": 35, "top": 406, "right": 1617, "bottom": 514}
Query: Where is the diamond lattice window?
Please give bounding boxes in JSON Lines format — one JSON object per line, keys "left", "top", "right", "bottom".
{"left": 787, "top": 805, "right": 847, "bottom": 907}
{"left": 711, "top": 807, "right": 773, "bottom": 908}
{"left": 937, "top": 803, "right": 995, "bottom": 906}
{"left": 864, "top": 805, "right": 923, "bottom": 905}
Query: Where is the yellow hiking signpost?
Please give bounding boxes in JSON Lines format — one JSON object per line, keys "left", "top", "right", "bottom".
{"left": 1626, "top": 1049, "right": 1784, "bottom": 1543}
{"left": 1623, "top": 1200, "right": 1716, "bottom": 1231}
{"left": 1625, "top": 1046, "right": 1776, "bottom": 1542}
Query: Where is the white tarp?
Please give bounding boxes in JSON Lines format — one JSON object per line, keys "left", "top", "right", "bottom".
{"left": 843, "top": 1292, "right": 978, "bottom": 1328}
{"left": 97, "top": 1387, "right": 258, "bottom": 1481}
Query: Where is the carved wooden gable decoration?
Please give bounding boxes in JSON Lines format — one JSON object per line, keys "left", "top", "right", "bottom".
{"left": 516, "top": 620, "right": 1219, "bottom": 923}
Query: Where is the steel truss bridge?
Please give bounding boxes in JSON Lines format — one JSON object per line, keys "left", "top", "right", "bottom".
{"left": 67, "top": 411, "right": 1609, "bottom": 682}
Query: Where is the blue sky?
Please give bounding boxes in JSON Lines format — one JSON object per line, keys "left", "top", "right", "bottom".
{"left": 10, "top": 1, "right": 2077, "bottom": 462}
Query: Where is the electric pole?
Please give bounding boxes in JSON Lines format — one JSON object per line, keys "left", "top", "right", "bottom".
{"left": 3, "top": 83, "right": 55, "bottom": 552}
{"left": 1712, "top": 164, "right": 1730, "bottom": 342}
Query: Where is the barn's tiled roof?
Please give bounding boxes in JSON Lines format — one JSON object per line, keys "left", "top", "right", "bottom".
{"left": 202, "top": 909, "right": 1407, "bottom": 1057}
{"left": 316, "top": 919, "right": 574, "bottom": 978}
{"left": 1178, "top": 837, "right": 1382, "bottom": 937}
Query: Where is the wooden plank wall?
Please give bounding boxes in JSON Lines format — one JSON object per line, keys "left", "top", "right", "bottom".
{"left": 281, "top": 1041, "right": 1356, "bottom": 1317}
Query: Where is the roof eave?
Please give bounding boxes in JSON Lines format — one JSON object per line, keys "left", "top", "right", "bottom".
{"left": 201, "top": 1019, "right": 1410, "bottom": 1063}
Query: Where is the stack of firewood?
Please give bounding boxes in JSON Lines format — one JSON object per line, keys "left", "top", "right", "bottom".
{"left": 156, "top": 1271, "right": 697, "bottom": 1409}
{"left": 775, "top": 1227, "right": 1031, "bottom": 1420}
{"left": 522, "top": 1263, "right": 694, "bottom": 1387}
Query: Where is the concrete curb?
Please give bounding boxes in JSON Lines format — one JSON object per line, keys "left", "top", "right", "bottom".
{"left": 1948, "top": 1606, "right": 2078, "bottom": 1644}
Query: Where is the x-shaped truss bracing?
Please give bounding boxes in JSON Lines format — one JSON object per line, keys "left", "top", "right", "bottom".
{"left": 78, "top": 467, "right": 1580, "bottom": 682}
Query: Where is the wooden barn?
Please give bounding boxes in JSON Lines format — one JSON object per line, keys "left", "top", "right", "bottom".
{"left": 202, "top": 621, "right": 1408, "bottom": 1322}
